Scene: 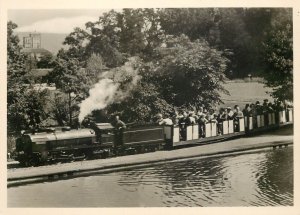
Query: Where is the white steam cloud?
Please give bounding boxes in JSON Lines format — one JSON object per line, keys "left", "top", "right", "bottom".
{"left": 78, "top": 57, "right": 141, "bottom": 122}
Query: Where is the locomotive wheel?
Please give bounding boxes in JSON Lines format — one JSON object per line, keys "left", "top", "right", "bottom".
{"left": 20, "top": 159, "right": 37, "bottom": 167}
{"left": 83, "top": 150, "right": 93, "bottom": 160}
{"left": 102, "top": 150, "right": 110, "bottom": 159}
{"left": 125, "top": 147, "right": 136, "bottom": 155}
{"left": 135, "top": 146, "right": 142, "bottom": 154}
{"left": 150, "top": 145, "right": 156, "bottom": 152}
{"left": 20, "top": 155, "right": 41, "bottom": 167}
{"left": 138, "top": 146, "right": 145, "bottom": 154}
{"left": 30, "top": 159, "right": 40, "bottom": 167}
{"left": 19, "top": 161, "right": 28, "bottom": 167}
{"left": 69, "top": 155, "right": 75, "bottom": 162}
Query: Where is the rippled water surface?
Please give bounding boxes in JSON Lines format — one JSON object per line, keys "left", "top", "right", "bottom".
{"left": 8, "top": 147, "right": 293, "bottom": 207}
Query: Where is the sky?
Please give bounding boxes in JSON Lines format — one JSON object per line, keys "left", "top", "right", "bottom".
{"left": 8, "top": 9, "right": 111, "bottom": 34}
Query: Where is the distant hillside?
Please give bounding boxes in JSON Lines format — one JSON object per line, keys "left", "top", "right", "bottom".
{"left": 16, "top": 32, "right": 68, "bottom": 54}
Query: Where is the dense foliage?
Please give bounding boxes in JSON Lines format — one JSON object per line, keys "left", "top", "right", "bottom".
{"left": 7, "top": 8, "right": 293, "bottom": 135}
{"left": 262, "top": 14, "right": 293, "bottom": 101}
{"left": 146, "top": 35, "right": 228, "bottom": 108}
{"left": 7, "top": 21, "right": 49, "bottom": 133}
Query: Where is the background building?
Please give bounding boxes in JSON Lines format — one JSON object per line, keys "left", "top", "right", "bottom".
{"left": 21, "top": 32, "right": 52, "bottom": 60}
{"left": 23, "top": 33, "right": 41, "bottom": 48}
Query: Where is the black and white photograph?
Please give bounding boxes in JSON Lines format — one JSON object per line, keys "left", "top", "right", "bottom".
{"left": 2, "top": 0, "right": 298, "bottom": 211}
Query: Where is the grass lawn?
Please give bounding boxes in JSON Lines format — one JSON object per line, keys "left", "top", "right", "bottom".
{"left": 219, "top": 81, "right": 273, "bottom": 109}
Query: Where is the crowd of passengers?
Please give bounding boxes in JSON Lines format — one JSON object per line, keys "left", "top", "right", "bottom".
{"left": 156, "top": 99, "right": 293, "bottom": 139}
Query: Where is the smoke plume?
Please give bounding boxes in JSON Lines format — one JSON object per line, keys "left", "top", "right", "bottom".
{"left": 78, "top": 57, "right": 141, "bottom": 122}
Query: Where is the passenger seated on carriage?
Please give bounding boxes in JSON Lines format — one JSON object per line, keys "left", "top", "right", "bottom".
{"left": 267, "top": 102, "right": 274, "bottom": 113}
{"left": 198, "top": 115, "right": 208, "bottom": 138}
{"left": 249, "top": 103, "right": 256, "bottom": 116}
{"left": 249, "top": 103, "right": 258, "bottom": 127}
{"left": 263, "top": 99, "right": 269, "bottom": 109}
{"left": 217, "top": 108, "right": 227, "bottom": 134}
{"left": 192, "top": 110, "right": 199, "bottom": 122}
{"left": 242, "top": 104, "right": 251, "bottom": 117}
{"left": 284, "top": 100, "right": 293, "bottom": 122}
{"left": 255, "top": 101, "right": 263, "bottom": 115}
{"left": 156, "top": 113, "right": 173, "bottom": 126}
{"left": 207, "top": 109, "right": 218, "bottom": 122}
{"left": 233, "top": 105, "right": 244, "bottom": 118}
{"left": 274, "top": 100, "right": 285, "bottom": 112}
{"left": 186, "top": 111, "right": 196, "bottom": 125}
{"left": 233, "top": 105, "right": 244, "bottom": 131}
{"left": 223, "top": 107, "right": 229, "bottom": 119}
{"left": 262, "top": 99, "right": 269, "bottom": 125}
{"left": 227, "top": 107, "right": 234, "bottom": 120}
{"left": 197, "top": 107, "right": 205, "bottom": 118}
{"left": 171, "top": 110, "right": 181, "bottom": 125}
{"left": 284, "top": 100, "right": 293, "bottom": 108}
{"left": 178, "top": 111, "right": 188, "bottom": 140}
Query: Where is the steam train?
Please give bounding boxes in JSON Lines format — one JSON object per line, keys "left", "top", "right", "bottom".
{"left": 15, "top": 109, "right": 293, "bottom": 167}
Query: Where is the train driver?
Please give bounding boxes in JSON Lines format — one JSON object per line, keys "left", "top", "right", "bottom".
{"left": 112, "top": 115, "right": 126, "bottom": 147}
{"left": 112, "top": 115, "right": 126, "bottom": 131}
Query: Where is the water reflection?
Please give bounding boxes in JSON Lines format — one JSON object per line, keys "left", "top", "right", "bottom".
{"left": 117, "top": 148, "right": 293, "bottom": 206}
{"left": 8, "top": 147, "right": 293, "bottom": 207}
{"left": 255, "top": 148, "right": 293, "bottom": 206}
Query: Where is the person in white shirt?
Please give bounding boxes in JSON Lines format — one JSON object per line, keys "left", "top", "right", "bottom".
{"left": 156, "top": 114, "right": 173, "bottom": 126}
{"left": 227, "top": 107, "right": 234, "bottom": 120}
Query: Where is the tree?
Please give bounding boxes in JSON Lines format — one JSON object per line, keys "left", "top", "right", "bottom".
{"left": 159, "top": 8, "right": 253, "bottom": 78}
{"left": 62, "top": 27, "right": 89, "bottom": 63}
{"left": 118, "top": 8, "right": 164, "bottom": 59}
{"left": 262, "top": 21, "right": 293, "bottom": 101}
{"left": 92, "top": 57, "right": 173, "bottom": 123}
{"left": 46, "top": 56, "right": 89, "bottom": 126}
{"left": 148, "top": 35, "right": 229, "bottom": 109}
{"left": 36, "top": 52, "right": 56, "bottom": 68}
{"left": 99, "top": 35, "right": 229, "bottom": 123}
{"left": 47, "top": 92, "right": 70, "bottom": 126}
{"left": 109, "top": 82, "right": 173, "bottom": 123}
{"left": 62, "top": 9, "right": 164, "bottom": 68}
{"left": 7, "top": 21, "right": 49, "bottom": 133}
{"left": 159, "top": 8, "right": 294, "bottom": 79}
{"left": 159, "top": 8, "right": 214, "bottom": 41}
{"left": 7, "top": 21, "right": 29, "bottom": 86}
{"left": 84, "top": 10, "right": 125, "bottom": 68}
{"left": 85, "top": 53, "right": 107, "bottom": 84}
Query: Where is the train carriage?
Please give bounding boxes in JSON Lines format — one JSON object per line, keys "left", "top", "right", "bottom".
{"left": 164, "top": 118, "right": 246, "bottom": 148}
{"left": 121, "top": 125, "right": 165, "bottom": 154}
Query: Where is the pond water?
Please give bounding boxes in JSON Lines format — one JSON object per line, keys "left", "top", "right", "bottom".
{"left": 8, "top": 147, "right": 293, "bottom": 207}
